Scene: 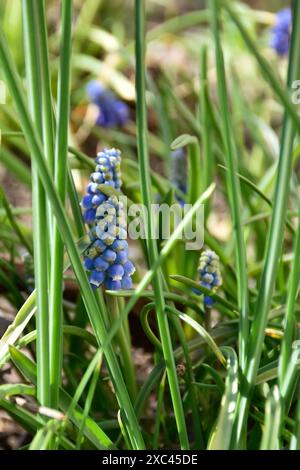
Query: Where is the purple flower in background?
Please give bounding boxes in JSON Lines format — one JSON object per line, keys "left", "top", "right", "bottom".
{"left": 270, "top": 8, "right": 292, "bottom": 56}
{"left": 81, "top": 148, "right": 135, "bottom": 290}
{"left": 86, "top": 80, "right": 130, "bottom": 128}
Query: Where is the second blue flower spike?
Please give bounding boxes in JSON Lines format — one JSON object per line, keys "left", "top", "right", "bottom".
{"left": 86, "top": 80, "right": 130, "bottom": 128}
{"left": 194, "top": 249, "right": 222, "bottom": 307}
{"left": 270, "top": 8, "right": 291, "bottom": 56}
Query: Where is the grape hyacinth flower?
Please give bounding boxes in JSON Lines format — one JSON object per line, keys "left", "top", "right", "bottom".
{"left": 86, "top": 80, "right": 130, "bottom": 128}
{"left": 81, "top": 148, "right": 135, "bottom": 290}
{"left": 194, "top": 250, "right": 222, "bottom": 308}
{"left": 170, "top": 148, "right": 187, "bottom": 206}
{"left": 270, "top": 8, "right": 291, "bottom": 56}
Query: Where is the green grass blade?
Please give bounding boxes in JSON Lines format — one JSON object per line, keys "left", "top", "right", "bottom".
{"left": 67, "top": 167, "right": 86, "bottom": 238}
{"left": 65, "top": 350, "right": 102, "bottom": 421}
{"left": 49, "top": 0, "right": 73, "bottom": 409}
{"left": 0, "top": 383, "right": 35, "bottom": 400}
{"left": 134, "top": 363, "right": 165, "bottom": 419}
{"left": 76, "top": 352, "right": 102, "bottom": 449}
{"left": 22, "top": 0, "right": 50, "bottom": 407}
{"left": 207, "top": 347, "right": 238, "bottom": 449}
{"left": 210, "top": 0, "right": 249, "bottom": 371}
{"left": 146, "top": 10, "right": 210, "bottom": 42}
{"left": 0, "top": 292, "right": 36, "bottom": 364}
{"left": 29, "top": 420, "right": 61, "bottom": 450}
{"left": 279, "top": 348, "right": 300, "bottom": 406}
{"left": 278, "top": 201, "right": 300, "bottom": 386}
{"left": 199, "top": 46, "right": 214, "bottom": 200}
{"left": 290, "top": 397, "right": 300, "bottom": 450}
{"left": 260, "top": 387, "right": 281, "bottom": 450}
{"left": 33, "top": 0, "right": 55, "bottom": 175}
{"left": 135, "top": 0, "right": 189, "bottom": 449}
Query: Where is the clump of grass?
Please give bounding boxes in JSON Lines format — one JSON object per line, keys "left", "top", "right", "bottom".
{"left": 0, "top": 0, "right": 299, "bottom": 451}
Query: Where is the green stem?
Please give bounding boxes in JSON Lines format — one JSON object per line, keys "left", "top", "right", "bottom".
{"left": 140, "top": 303, "right": 163, "bottom": 352}
{"left": 204, "top": 306, "right": 212, "bottom": 334}
{"left": 290, "top": 390, "right": 300, "bottom": 450}
{"left": 106, "top": 296, "right": 137, "bottom": 402}
{"left": 33, "top": 0, "right": 55, "bottom": 175}
{"left": 153, "top": 371, "right": 166, "bottom": 449}
{"left": 199, "top": 46, "right": 214, "bottom": 202}
{"left": 22, "top": 0, "right": 50, "bottom": 406}
{"left": 49, "top": 0, "right": 72, "bottom": 409}
{"left": 76, "top": 352, "right": 103, "bottom": 449}
{"left": 210, "top": 0, "right": 249, "bottom": 371}
{"left": 168, "top": 311, "right": 204, "bottom": 449}
{"left": 278, "top": 201, "right": 300, "bottom": 387}
{"left": 135, "top": 0, "right": 189, "bottom": 450}
{"left": 33, "top": 0, "right": 56, "bottom": 274}
{"left": 187, "top": 141, "right": 202, "bottom": 205}
{"left": 67, "top": 168, "right": 86, "bottom": 238}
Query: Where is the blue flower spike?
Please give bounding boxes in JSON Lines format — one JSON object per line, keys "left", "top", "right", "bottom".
{"left": 195, "top": 250, "right": 222, "bottom": 308}
{"left": 270, "top": 8, "right": 291, "bottom": 56}
{"left": 81, "top": 148, "right": 135, "bottom": 290}
{"left": 86, "top": 80, "right": 130, "bottom": 128}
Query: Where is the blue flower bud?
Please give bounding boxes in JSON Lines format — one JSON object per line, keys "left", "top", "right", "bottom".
{"left": 204, "top": 296, "right": 214, "bottom": 307}
{"left": 94, "top": 257, "right": 110, "bottom": 271}
{"left": 82, "top": 194, "right": 94, "bottom": 209}
{"left": 102, "top": 248, "right": 117, "bottom": 264}
{"left": 87, "top": 182, "right": 99, "bottom": 194}
{"left": 101, "top": 232, "right": 115, "bottom": 246}
{"left": 121, "top": 276, "right": 133, "bottom": 290}
{"left": 84, "top": 257, "right": 94, "bottom": 270}
{"left": 92, "top": 194, "right": 106, "bottom": 206}
{"left": 106, "top": 279, "right": 122, "bottom": 291}
{"left": 123, "top": 260, "right": 135, "bottom": 276}
{"left": 116, "top": 250, "right": 128, "bottom": 264}
{"left": 108, "top": 264, "right": 125, "bottom": 281}
{"left": 86, "top": 80, "right": 106, "bottom": 103}
{"left": 92, "top": 239, "right": 107, "bottom": 253}
{"left": 112, "top": 239, "right": 128, "bottom": 252}
{"left": 90, "top": 172, "right": 104, "bottom": 184}
{"left": 89, "top": 270, "right": 105, "bottom": 288}
{"left": 84, "top": 208, "right": 96, "bottom": 224}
